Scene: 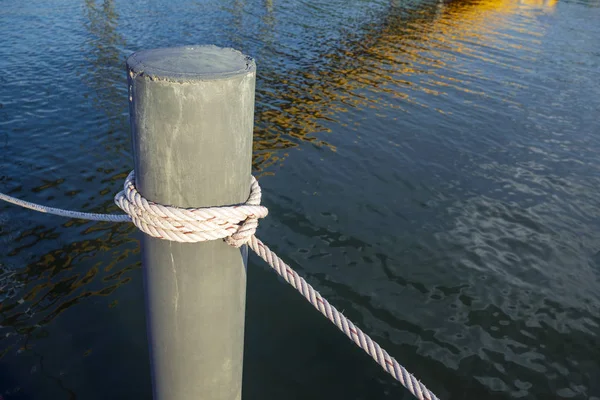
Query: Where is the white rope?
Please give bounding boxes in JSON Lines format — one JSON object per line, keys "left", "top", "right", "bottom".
{"left": 0, "top": 192, "right": 130, "bottom": 222}
{"left": 0, "top": 171, "right": 440, "bottom": 400}
{"left": 114, "top": 171, "right": 268, "bottom": 246}
{"left": 248, "top": 236, "right": 440, "bottom": 400}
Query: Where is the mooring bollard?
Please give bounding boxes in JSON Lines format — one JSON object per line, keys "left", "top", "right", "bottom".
{"left": 126, "top": 45, "right": 255, "bottom": 400}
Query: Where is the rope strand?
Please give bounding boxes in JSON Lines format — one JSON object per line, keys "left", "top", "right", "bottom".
{"left": 0, "top": 192, "right": 130, "bottom": 222}
{"left": 248, "top": 235, "right": 439, "bottom": 400}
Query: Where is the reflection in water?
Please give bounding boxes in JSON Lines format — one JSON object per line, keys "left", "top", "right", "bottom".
{"left": 0, "top": 212, "right": 139, "bottom": 354}
{"left": 1, "top": 3, "right": 136, "bottom": 361}
{"left": 82, "top": 0, "right": 129, "bottom": 151}
{"left": 250, "top": 0, "right": 557, "bottom": 173}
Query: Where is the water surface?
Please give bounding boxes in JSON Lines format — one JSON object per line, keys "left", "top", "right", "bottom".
{"left": 1, "top": 0, "right": 599, "bottom": 398}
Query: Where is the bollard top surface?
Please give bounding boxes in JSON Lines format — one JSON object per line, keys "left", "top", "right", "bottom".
{"left": 127, "top": 45, "right": 255, "bottom": 81}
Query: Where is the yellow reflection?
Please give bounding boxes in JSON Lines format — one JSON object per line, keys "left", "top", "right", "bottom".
{"left": 253, "top": 0, "right": 555, "bottom": 173}
{"left": 518, "top": 0, "right": 557, "bottom": 9}
{"left": 0, "top": 223, "right": 139, "bottom": 345}
{"left": 0, "top": 172, "right": 138, "bottom": 356}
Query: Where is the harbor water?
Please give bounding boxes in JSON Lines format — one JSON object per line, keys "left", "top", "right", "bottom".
{"left": 1, "top": 0, "right": 599, "bottom": 398}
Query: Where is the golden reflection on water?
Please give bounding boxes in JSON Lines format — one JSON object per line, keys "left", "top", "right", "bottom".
{"left": 0, "top": 173, "right": 138, "bottom": 358}
{"left": 252, "top": 0, "right": 556, "bottom": 172}
{"left": 518, "top": 0, "right": 557, "bottom": 9}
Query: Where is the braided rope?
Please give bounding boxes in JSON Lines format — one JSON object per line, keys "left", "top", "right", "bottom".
{"left": 0, "top": 191, "right": 130, "bottom": 222}
{"left": 0, "top": 172, "right": 440, "bottom": 400}
{"left": 248, "top": 235, "right": 439, "bottom": 400}
{"left": 113, "top": 171, "right": 268, "bottom": 246}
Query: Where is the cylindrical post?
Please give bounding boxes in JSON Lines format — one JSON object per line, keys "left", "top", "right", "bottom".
{"left": 126, "top": 46, "right": 256, "bottom": 400}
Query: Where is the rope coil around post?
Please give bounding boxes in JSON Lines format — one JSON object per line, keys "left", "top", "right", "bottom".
{"left": 0, "top": 171, "right": 440, "bottom": 400}
{"left": 113, "top": 171, "right": 268, "bottom": 246}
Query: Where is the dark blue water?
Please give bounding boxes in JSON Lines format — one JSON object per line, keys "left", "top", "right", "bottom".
{"left": 1, "top": 0, "right": 600, "bottom": 398}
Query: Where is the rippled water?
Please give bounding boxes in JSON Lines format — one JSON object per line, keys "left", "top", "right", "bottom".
{"left": 1, "top": 0, "right": 599, "bottom": 398}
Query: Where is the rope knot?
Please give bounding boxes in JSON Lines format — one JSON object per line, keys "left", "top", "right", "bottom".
{"left": 114, "top": 171, "right": 268, "bottom": 247}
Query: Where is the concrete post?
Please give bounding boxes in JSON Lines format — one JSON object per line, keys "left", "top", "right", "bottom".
{"left": 126, "top": 46, "right": 256, "bottom": 400}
